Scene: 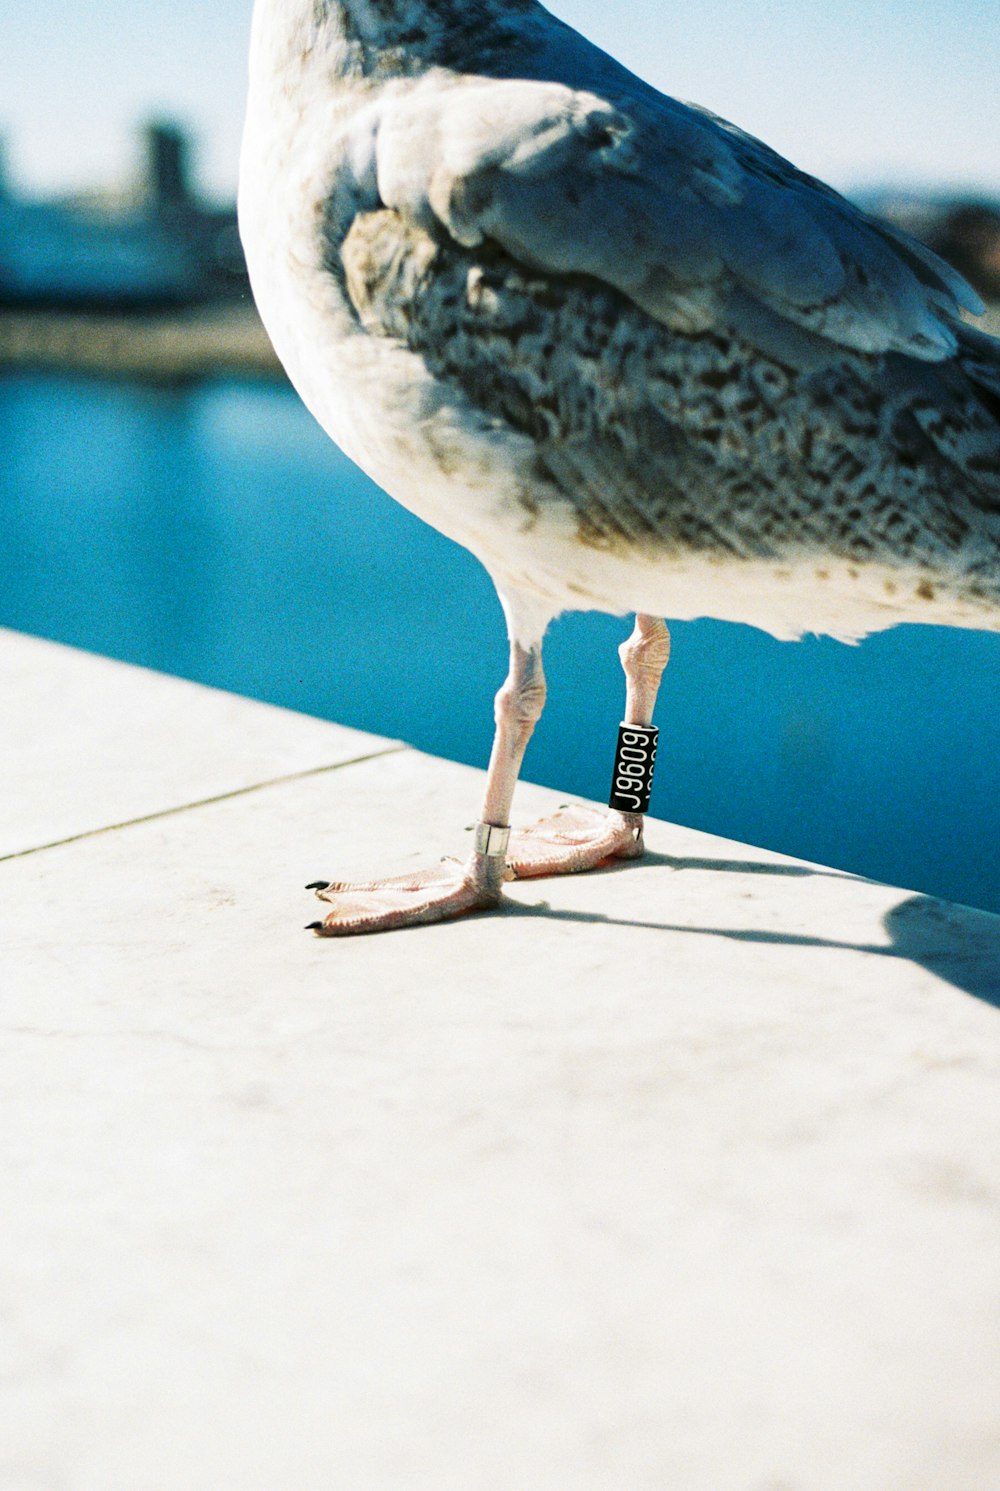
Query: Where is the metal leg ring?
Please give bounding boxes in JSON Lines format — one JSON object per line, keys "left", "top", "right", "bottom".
{"left": 475, "top": 822, "right": 511, "bottom": 858}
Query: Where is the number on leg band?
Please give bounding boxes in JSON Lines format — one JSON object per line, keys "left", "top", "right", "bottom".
{"left": 608, "top": 723, "right": 658, "bottom": 814}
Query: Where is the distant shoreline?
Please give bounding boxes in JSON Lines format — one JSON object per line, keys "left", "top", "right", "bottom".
{"left": 0, "top": 304, "right": 285, "bottom": 382}
{"left": 1, "top": 300, "right": 996, "bottom": 386}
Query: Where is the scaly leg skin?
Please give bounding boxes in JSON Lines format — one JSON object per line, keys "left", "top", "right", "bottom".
{"left": 306, "top": 852, "right": 510, "bottom": 936}
{"left": 307, "top": 615, "right": 670, "bottom": 934}
{"left": 506, "top": 615, "right": 671, "bottom": 880}
{"left": 308, "top": 638, "right": 546, "bottom": 936}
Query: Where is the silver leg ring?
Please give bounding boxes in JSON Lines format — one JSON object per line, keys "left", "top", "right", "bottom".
{"left": 475, "top": 822, "right": 511, "bottom": 858}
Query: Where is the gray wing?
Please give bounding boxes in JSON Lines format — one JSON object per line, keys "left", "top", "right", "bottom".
{"left": 370, "top": 76, "right": 982, "bottom": 363}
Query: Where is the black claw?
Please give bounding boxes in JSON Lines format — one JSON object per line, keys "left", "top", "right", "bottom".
{"left": 305, "top": 881, "right": 329, "bottom": 891}
{"left": 305, "top": 922, "right": 324, "bottom": 931}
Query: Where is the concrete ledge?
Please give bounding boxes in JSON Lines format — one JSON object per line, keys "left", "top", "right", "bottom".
{"left": 2, "top": 630, "right": 999, "bottom": 1491}
{"left": 0, "top": 627, "right": 393, "bottom": 857}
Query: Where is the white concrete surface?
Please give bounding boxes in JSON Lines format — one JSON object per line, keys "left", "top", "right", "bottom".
{"left": 0, "top": 628, "right": 397, "bottom": 857}
{"left": 2, "top": 630, "right": 999, "bottom": 1491}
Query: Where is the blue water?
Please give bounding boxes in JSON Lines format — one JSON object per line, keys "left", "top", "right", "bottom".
{"left": 3, "top": 370, "right": 999, "bottom": 913}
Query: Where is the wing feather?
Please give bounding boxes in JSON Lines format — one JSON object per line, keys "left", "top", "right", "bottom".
{"left": 371, "top": 76, "right": 982, "bottom": 362}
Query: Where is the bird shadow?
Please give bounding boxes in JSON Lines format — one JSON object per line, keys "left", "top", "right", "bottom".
{"left": 507, "top": 853, "right": 1000, "bottom": 1008}
{"left": 637, "top": 847, "right": 859, "bottom": 881}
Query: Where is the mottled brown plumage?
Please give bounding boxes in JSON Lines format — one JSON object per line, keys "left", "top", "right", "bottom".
{"left": 343, "top": 209, "right": 1000, "bottom": 623}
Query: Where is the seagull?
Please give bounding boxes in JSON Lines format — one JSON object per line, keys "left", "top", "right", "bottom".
{"left": 238, "top": 0, "right": 1000, "bottom": 935}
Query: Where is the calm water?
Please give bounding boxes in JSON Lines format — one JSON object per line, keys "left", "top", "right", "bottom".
{"left": 3, "top": 370, "right": 999, "bottom": 913}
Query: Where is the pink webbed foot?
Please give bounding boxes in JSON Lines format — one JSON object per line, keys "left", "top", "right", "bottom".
{"left": 306, "top": 854, "right": 510, "bottom": 937}
{"left": 507, "top": 804, "right": 645, "bottom": 880}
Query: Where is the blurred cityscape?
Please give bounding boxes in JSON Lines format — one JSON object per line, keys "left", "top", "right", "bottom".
{"left": 0, "top": 122, "right": 247, "bottom": 309}
{"left": 0, "top": 118, "right": 998, "bottom": 380}
{"left": 0, "top": 121, "right": 281, "bottom": 378}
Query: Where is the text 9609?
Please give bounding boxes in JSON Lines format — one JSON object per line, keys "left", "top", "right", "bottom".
{"left": 608, "top": 723, "right": 659, "bottom": 814}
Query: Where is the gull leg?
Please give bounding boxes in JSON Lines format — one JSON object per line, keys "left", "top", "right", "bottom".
{"left": 507, "top": 615, "right": 671, "bottom": 878}
{"left": 309, "top": 638, "right": 546, "bottom": 935}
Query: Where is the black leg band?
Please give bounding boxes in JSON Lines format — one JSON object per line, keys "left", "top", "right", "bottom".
{"left": 608, "top": 723, "right": 659, "bottom": 814}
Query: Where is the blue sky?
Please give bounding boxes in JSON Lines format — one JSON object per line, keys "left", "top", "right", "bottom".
{"left": 5, "top": 0, "right": 999, "bottom": 204}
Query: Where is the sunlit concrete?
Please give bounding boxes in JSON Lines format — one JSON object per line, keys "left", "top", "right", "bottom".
{"left": 2, "top": 630, "right": 999, "bottom": 1491}
{"left": 0, "top": 627, "right": 392, "bottom": 857}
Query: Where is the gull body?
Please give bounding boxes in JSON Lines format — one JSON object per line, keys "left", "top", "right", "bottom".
{"left": 239, "top": 0, "right": 1000, "bottom": 933}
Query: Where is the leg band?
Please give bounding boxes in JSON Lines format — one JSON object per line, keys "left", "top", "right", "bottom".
{"left": 608, "top": 723, "right": 659, "bottom": 814}
{"left": 475, "top": 822, "right": 511, "bottom": 858}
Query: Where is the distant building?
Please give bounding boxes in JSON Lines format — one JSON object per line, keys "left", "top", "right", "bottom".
{"left": 147, "top": 122, "right": 191, "bottom": 212}
{"left": 0, "top": 121, "right": 250, "bottom": 311}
